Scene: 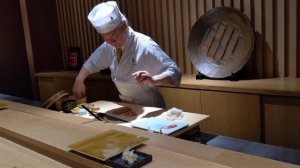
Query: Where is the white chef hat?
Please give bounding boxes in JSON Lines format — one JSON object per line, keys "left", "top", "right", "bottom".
{"left": 88, "top": 1, "right": 122, "bottom": 34}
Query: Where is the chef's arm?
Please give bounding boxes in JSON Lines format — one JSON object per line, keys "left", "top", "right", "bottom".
{"left": 73, "top": 67, "right": 92, "bottom": 99}
{"left": 152, "top": 72, "right": 176, "bottom": 86}
{"left": 133, "top": 71, "right": 179, "bottom": 87}
{"left": 75, "top": 67, "right": 91, "bottom": 81}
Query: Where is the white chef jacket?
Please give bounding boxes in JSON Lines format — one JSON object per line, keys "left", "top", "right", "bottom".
{"left": 83, "top": 28, "right": 181, "bottom": 108}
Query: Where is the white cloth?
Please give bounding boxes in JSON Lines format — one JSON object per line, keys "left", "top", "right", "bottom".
{"left": 83, "top": 28, "right": 181, "bottom": 108}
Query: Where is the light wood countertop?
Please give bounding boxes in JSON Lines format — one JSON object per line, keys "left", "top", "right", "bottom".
{"left": 177, "top": 74, "right": 300, "bottom": 97}
{"left": 35, "top": 71, "right": 111, "bottom": 80}
{"left": 0, "top": 137, "right": 69, "bottom": 168}
{"left": 0, "top": 99, "right": 298, "bottom": 168}
{"left": 35, "top": 71, "right": 300, "bottom": 97}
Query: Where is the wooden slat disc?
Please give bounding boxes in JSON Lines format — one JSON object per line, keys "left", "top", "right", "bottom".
{"left": 188, "top": 7, "right": 254, "bottom": 78}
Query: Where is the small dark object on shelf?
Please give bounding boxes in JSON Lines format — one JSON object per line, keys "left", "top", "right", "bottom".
{"left": 196, "top": 71, "right": 239, "bottom": 81}
{"left": 68, "top": 47, "right": 82, "bottom": 70}
{"left": 61, "top": 99, "right": 77, "bottom": 113}
{"left": 196, "top": 68, "right": 246, "bottom": 81}
{"left": 106, "top": 151, "right": 152, "bottom": 168}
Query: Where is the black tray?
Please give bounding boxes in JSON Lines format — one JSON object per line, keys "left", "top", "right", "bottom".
{"left": 106, "top": 151, "right": 152, "bottom": 168}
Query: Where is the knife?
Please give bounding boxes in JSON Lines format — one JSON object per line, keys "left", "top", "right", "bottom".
{"left": 81, "top": 105, "right": 126, "bottom": 122}
{"left": 81, "top": 105, "right": 106, "bottom": 121}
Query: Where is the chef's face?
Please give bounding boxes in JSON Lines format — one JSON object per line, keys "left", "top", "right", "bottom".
{"left": 101, "top": 22, "right": 128, "bottom": 48}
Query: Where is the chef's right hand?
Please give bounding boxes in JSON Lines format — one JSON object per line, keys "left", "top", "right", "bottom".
{"left": 72, "top": 79, "right": 86, "bottom": 99}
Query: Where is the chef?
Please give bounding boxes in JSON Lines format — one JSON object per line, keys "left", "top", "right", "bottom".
{"left": 72, "top": 1, "right": 181, "bottom": 108}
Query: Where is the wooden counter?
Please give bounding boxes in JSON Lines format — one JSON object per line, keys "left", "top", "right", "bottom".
{"left": 35, "top": 71, "right": 300, "bottom": 149}
{"left": 35, "top": 71, "right": 111, "bottom": 80}
{"left": 0, "top": 100, "right": 298, "bottom": 168}
{"left": 35, "top": 71, "right": 119, "bottom": 103}
{"left": 74, "top": 100, "right": 209, "bottom": 137}
{"left": 0, "top": 137, "right": 68, "bottom": 168}
{"left": 35, "top": 72, "right": 300, "bottom": 98}
{"left": 179, "top": 74, "right": 300, "bottom": 97}
{"left": 159, "top": 75, "right": 300, "bottom": 149}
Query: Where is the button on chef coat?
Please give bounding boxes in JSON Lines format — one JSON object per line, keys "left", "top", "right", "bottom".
{"left": 83, "top": 27, "right": 181, "bottom": 108}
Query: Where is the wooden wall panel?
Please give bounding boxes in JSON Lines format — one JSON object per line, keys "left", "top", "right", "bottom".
{"left": 275, "top": 0, "right": 286, "bottom": 77}
{"left": 158, "top": 87, "right": 202, "bottom": 114}
{"left": 161, "top": 0, "right": 169, "bottom": 52}
{"left": 174, "top": 0, "right": 184, "bottom": 70}
{"left": 27, "top": 0, "right": 63, "bottom": 72}
{"left": 154, "top": 1, "right": 163, "bottom": 47}
{"left": 264, "top": 0, "right": 274, "bottom": 78}
{"left": 197, "top": 0, "right": 205, "bottom": 17}
{"left": 182, "top": 1, "right": 190, "bottom": 73}
{"left": 287, "top": 0, "right": 298, "bottom": 77}
{"left": 55, "top": 0, "right": 300, "bottom": 78}
{"left": 298, "top": 1, "right": 300, "bottom": 77}
{"left": 0, "top": 0, "right": 32, "bottom": 99}
{"left": 253, "top": 0, "right": 263, "bottom": 78}
{"left": 201, "top": 91, "right": 261, "bottom": 141}
{"left": 224, "top": 0, "right": 232, "bottom": 7}
{"left": 263, "top": 96, "right": 300, "bottom": 149}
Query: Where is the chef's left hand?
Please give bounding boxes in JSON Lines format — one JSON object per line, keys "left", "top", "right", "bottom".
{"left": 132, "top": 71, "right": 154, "bottom": 85}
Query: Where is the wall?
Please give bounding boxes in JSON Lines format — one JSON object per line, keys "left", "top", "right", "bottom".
{"left": 0, "top": 0, "right": 63, "bottom": 99}
{"left": 0, "top": 0, "right": 32, "bottom": 98}
{"left": 56, "top": 0, "right": 300, "bottom": 79}
{"left": 26, "top": 0, "right": 63, "bottom": 72}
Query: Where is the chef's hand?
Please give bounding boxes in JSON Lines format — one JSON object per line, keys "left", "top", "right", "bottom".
{"left": 132, "top": 71, "right": 155, "bottom": 85}
{"left": 72, "top": 78, "right": 86, "bottom": 99}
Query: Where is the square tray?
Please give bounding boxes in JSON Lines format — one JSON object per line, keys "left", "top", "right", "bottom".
{"left": 68, "top": 130, "right": 148, "bottom": 161}
{"left": 106, "top": 151, "right": 152, "bottom": 168}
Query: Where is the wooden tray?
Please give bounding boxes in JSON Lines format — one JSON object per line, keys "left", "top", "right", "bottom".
{"left": 68, "top": 130, "right": 148, "bottom": 161}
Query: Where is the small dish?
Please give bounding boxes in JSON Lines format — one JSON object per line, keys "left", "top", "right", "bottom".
{"left": 106, "top": 151, "right": 152, "bottom": 168}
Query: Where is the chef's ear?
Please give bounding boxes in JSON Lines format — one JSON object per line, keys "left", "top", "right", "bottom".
{"left": 121, "top": 14, "right": 130, "bottom": 27}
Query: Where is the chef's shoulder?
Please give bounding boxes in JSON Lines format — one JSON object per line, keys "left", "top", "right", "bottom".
{"left": 90, "top": 42, "right": 114, "bottom": 57}
{"left": 134, "top": 32, "right": 161, "bottom": 51}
